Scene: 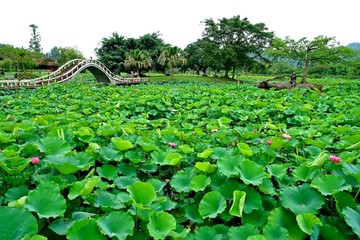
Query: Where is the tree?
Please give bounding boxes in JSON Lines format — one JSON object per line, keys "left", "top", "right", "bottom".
{"left": 96, "top": 32, "right": 166, "bottom": 74}
{"left": 158, "top": 46, "right": 186, "bottom": 80}
{"left": 0, "top": 44, "right": 39, "bottom": 73}
{"left": 184, "top": 39, "right": 213, "bottom": 75}
{"left": 29, "top": 24, "right": 42, "bottom": 53}
{"left": 201, "top": 16, "right": 274, "bottom": 78}
{"left": 57, "top": 47, "right": 84, "bottom": 65}
{"left": 268, "top": 36, "right": 354, "bottom": 83}
{"left": 96, "top": 33, "right": 131, "bottom": 73}
{"left": 124, "top": 49, "right": 152, "bottom": 77}
{"left": 45, "top": 46, "right": 60, "bottom": 60}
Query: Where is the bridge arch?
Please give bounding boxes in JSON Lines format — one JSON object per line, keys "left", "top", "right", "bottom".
{"left": 0, "top": 59, "right": 149, "bottom": 89}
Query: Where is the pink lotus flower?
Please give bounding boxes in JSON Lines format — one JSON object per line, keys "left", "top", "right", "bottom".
{"left": 266, "top": 139, "right": 273, "bottom": 145}
{"left": 231, "top": 141, "right": 236, "bottom": 147}
{"left": 253, "top": 129, "right": 257, "bottom": 133}
{"left": 282, "top": 133, "right": 292, "bottom": 140}
{"left": 31, "top": 156, "right": 40, "bottom": 165}
{"left": 168, "top": 142, "right": 176, "bottom": 148}
{"left": 329, "top": 155, "right": 341, "bottom": 163}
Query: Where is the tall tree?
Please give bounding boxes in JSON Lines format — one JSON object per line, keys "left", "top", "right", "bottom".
{"left": 124, "top": 49, "right": 152, "bottom": 77}
{"left": 95, "top": 33, "right": 129, "bottom": 73}
{"left": 268, "top": 36, "right": 354, "bottom": 83}
{"left": 29, "top": 24, "right": 42, "bottom": 53}
{"left": 158, "top": 46, "right": 186, "bottom": 80}
{"left": 57, "top": 47, "right": 84, "bottom": 65}
{"left": 202, "top": 16, "right": 274, "bottom": 78}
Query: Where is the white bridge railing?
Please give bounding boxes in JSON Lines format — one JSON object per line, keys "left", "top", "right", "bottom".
{"left": 0, "top": 59, "right": 149, "bottom": 89}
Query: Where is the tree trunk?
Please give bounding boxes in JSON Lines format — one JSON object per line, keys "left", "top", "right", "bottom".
{"left": 301, "top": 47, "right": 311, "bottom": 83}
{"left": 224, "top": 69, "right": 229, "bottom": 78}
{"left": 171, "top": 64, "right": 174, "bottom": 80}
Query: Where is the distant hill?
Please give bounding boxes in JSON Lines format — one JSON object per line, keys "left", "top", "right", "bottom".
{"left": 347, "top": 42, "right": 360, "bottom": 51}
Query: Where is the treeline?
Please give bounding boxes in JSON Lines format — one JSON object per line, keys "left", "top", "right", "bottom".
{"left": 1, "top": 17, "right": 360, "bottom": 81}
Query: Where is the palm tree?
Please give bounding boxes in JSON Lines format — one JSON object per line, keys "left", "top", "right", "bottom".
{"left": 124, "top": 49, "right": 152, "bottom": 77}
{"left": 158, "top": 46, "right": 186, "bottom": 80}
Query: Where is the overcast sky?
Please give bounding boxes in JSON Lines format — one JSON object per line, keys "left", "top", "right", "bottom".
{"left": 1, "top": 0, "right": 359, "bottom": 58}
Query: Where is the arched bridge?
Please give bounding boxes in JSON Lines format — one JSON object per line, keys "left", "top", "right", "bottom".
{"left": 0, "top": 59, "right": 149, "bottom": 89}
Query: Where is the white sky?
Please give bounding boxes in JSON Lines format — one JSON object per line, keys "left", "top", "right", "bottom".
{"left": 1, "top": 0, "right": 359, "bottom": 58}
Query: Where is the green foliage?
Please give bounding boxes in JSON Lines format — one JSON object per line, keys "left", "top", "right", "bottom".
{"left": 0, "top": 80, "right": 358, "bottom": 239}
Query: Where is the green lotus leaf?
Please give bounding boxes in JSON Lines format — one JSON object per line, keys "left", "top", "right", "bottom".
{"left": 43, "top": 153, "right": 93, "bottom": 174}
{"left": 25, "top": 182, "right": 66, "bottom": 218}
{"left": 8, "top": 195, "right": 27, "bottom": 208}
{"left": 97, "top": 211, "right": 134, "bottom": 239}
{"left": 98, "top": 146, "right": 123, "bottom": 162}
{"left": 319, "top": 224, "right": 344, "bottom": 240}
{"left": 48, "top": 218, "right": 73, "bottom": 235}
{"left": 280, "top": 184, "right": 325, "bottom": 215}
{"left": 97, "top": 125, "right": 118, "bottom": 137}
{"left": 5, "top": 185, "right": 29, "bottom": 202}
{"left": 96, "top": 164, "right": 118, "bottom": 180}
{"left": 76, "top": 126, "right": 95, "bottom": 143}
{"left": 293, "top": 163, "right": 318, "bottom": 182}
{"left": 137, "top": 137, "right": 158, "bottom": 152}
{"left": 307, "top": 152, "right": 329, "bottom": 167}
{"left": 304, "top": 145, "right": 322, "bottom": 156}
{"left": 228, "top": 224, "right": 259, "bottom": 240}
{"left": 268, "top": 207, "right": 306, "bottom": 240}
{"left": 237, "top": 142, "right": 253, "bottom": 156}
{"left": 197, "top": 148, "right": 213, "bottom": 159}
{"left": 211, "top": 147, "right": 233, "bottom": 159}
{"left": 68, "top": 176, "right": 101, "bottom": 200}
{"left": 243, "top": 210, "right": 268, "bottom": 229}
{"left": 345, "top": 140, "right": 360, "bottom": 150}
{"left": 229, "top": 190, "right": 246, "bottom": 217}
{"left": 127, "top": 181, "right": 156, "bottom": 207}
{"left": 267, "top": 164, "right": 288, "bottom": 179}
{"left": 67, "top": 218, "right": 106, "bottom": 240}
{"left": 170, "top": 167, "right": 195, "bottom": 193}
{"left": 335, "top": 191, "right": 356, "bottom": 215}
{"left": 184, "top": 204, "right": 204, "bottom": 224}
{"left": 164, "top": 152, "right": 183, "bottom": 165}
{"left": 242, "top": 186, "right": 262, "bottom": 214}
{"left": 217, "top": 155, "right": 243, "bottom": 178}
{"left": 147, "top": 178, "right": 165, "bottom": 192}
{"left": 0, "top": 155, "right": 30, "bottom": 175}
{"left": 0, "top": 206, "right": 38, "bottom": 240}
{"left": 0, "top": 132, "right": 16, "bottom": 144}
{"left": 36, "top": 137, "right": 72, "bottom": 155}
{"left": 94, "top": 190, "right": 124, "bottom": 210}
{"left": 178, "top": 144, "right": 194, "bottom": 154}
{"left": 238, "top": 159, "right": 266, "bottom": 186}
{"left": 125, "top": 150, "right": 143, "bottom": 164}
{"left": 195, "top": 161, "right": 217, "bottom": 173}
{"left": 262, "top": 223, "right": 289, "bottom": 240}
{"left": 29, "top": 234, "right": 49, "bottom": 239}
{"left": 258, "top": 178, "right": 276, "bottom": 195}
{"left": 343, "top": 206, "right": 360, "bottom": 238}
{"left": 296, "top": 213, "right": 322, "bottom": 235}
{"left": 247, "top": 234, "right": 267, "bottom": 240}
{"left": 114, "top": 175, "right": 139, "bottom": 189}
{"left": 194, "top": 226, "right": 223, "bottom": 240}
{"left": 190, "top": 174, "right": 211, "bottom": 192}
{"left": 218, "top": 180, "right": 242, "bottom": 200}
{"left": 169, "top": 226, "right": 189, "bottom": 239}
{"left": 111, "top": 137, "right": 134, "bottom": 151}
{"left": 199, "top": 191, "right": 227, "bottom": 219}
{"left": 151, "top": 150, "right": 167, "bottom": 165}
{"left": 311, "top": 174, "right": 351, "bottom": 196}
{"left": 147, "top": 211, "right": 176, "bottom": 240}
{"left": 342, "top": 163, "right": 360, "bottom": 181}
{"left": 72, "top": 211, "right": 96, "bottom": 220}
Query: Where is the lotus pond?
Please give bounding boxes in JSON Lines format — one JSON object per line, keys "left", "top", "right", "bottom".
{"left": 0, "top": 80, "right": 359, "bottom": 239}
